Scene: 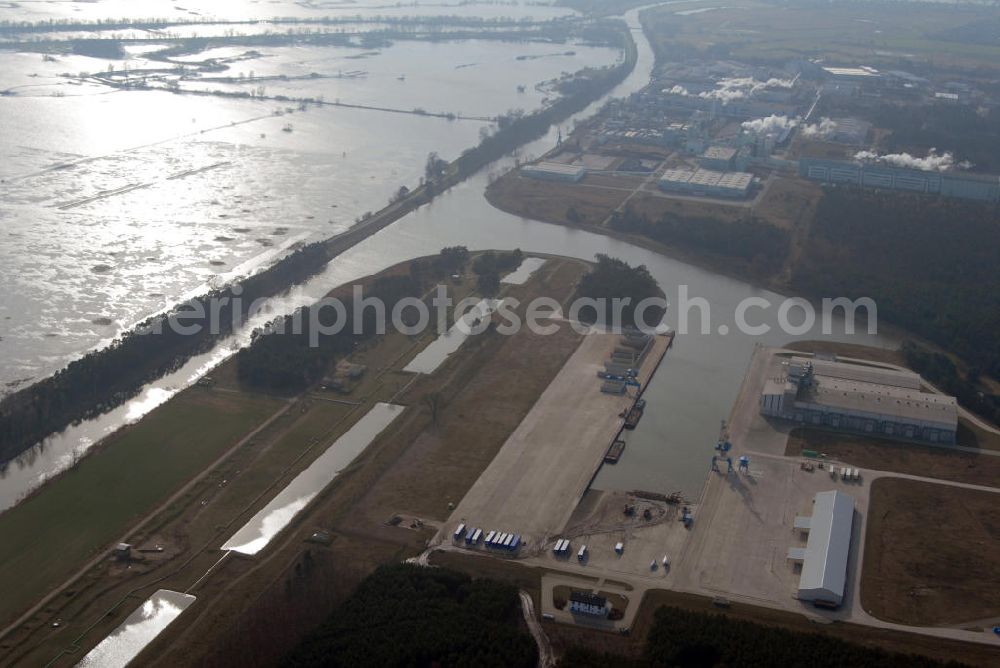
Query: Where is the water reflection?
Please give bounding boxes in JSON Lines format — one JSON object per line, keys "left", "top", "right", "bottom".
{"left": 76, "top": 590, "right": 195, "bottom": 668}
{"left": 221, "top": 403, "right": 403, "bottom": 555}
{"left": 500, "top": 257, "right": 547, "bottom": 285}
{"left": 402, "top": 299, "right": 503, "bottom": 374}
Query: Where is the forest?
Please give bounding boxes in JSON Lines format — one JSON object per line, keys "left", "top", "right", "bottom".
{"left": 575, "top": 254, "right": 665, "bottom": 329}
{"left": 901, "top": 342, "right": 1000, "bottom": 428}
{"left": 868, "top": 103, "right": 1000, "bottom": 173}
{"left": 792, "top": 187, "right": 1000, "bottom": 382}
{"left": 236, "top": 247, "right": 526, "bottom": 393}
{"left": 563, "top": 606, "right": 966, "bottom": 667}
{"left": 608, "top": 205, "right": 790, "bottom": 279}
{"left": 281, "top": 564, "right": 536, "bottom": 668}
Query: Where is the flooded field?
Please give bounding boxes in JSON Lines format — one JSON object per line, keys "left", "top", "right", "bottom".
{"left": 221, "top": 402, "right": 404, "bottom": 555}
{"left": 0, "top": 6, "right": 619, "bottom": 395}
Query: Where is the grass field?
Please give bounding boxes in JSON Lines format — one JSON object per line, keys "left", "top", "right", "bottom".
{"left": 862, "top": 478, "right": 1000, "bottom": 626}
{"left": 0, "top": 388, "right": 281, "bottom": 626}
{"left": 628, "top": 587, "right": 1000, "bottom": 667}
{"left": 786, "top": 428, "right": 1000, "bottom": 488}
{"left": 782, "top": 341, "right": 904, "bottom": 367}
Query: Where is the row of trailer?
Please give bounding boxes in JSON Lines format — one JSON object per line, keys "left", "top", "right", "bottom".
{"left": 832, "top": 466, "right": 862, "bottom": 483}
{"left": 452, "top": 524, "right": 522, "bottom": 551}
{"left": 553, "top": 539, "right": 588, "bottom": 562}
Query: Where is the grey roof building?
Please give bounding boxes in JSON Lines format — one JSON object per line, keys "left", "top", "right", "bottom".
{"left": 788, "top": 490, "right": 855, "bottom": 607}
{"left": 761, "top": 355, "right": 957, "bottom": 444}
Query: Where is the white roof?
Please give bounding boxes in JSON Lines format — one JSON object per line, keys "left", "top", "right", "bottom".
{"left": 823, "top": 66, "right": 880, "bottom": 78}
{"left": 798, "top": 491, "right": 854, "bottom": 604}
{"left": 702, "top": 145, "right": 737, "bottom": 160}
{"left": 522, "top": 161, "right": 586, "bottom": 176}
{"left": 660, "top": 167, "right": 695, "bottom": 184}
{"left": 660, "top": 168, "right": 752, "bottom": 191}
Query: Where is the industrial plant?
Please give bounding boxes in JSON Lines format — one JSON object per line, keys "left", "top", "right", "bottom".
{"left": 760, "top": 356, "right": 958, "bottom": 444}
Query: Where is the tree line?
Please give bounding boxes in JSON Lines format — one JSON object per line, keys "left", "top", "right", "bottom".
{"left": 564, "top": 605, "right": 969, "bottom": 667}
{"left": 281, "top": 563, "right": 537, "bottom": 668}
{"left": 235, "top": 247, "right": 525, "bottom": 394}
{"left": 575, "top": 254, "right": 666, "bottom": 328}
{"left": 608, "top": 205, "right": 791, "bottom": 280}
{"left": 901, "top": 342, "right": 1000, "bottom": 429}
{"left": 0, "top": 241, "right": 333, "bottom": 466}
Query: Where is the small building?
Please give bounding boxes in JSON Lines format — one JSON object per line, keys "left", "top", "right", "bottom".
{"left": 521, "top": 161, "right": 587, "bottom": 182}
{"left": 113, "top": 543, "right": 132, "bottom": 561}
{"left": 788, "top": 491, "right": 854, "bottom": 607}
{"left": 699, "top": 145, "right": 737, "bottom": 170}
{"left": 569, "top": 592, "right": 608, "bottom": 617}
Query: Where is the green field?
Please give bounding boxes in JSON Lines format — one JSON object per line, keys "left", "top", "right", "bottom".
{"left": 0, "top": 388, "right": 281, "bottom": 625}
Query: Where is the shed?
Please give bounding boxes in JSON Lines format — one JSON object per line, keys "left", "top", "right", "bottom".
{"left": 795, "top": 491, "right": 854, "bottom": 607}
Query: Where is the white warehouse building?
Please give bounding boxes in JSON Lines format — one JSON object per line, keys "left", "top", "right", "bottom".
{"left": 788, "top": 490, "right": 855, "bottom": 607}
{"left": 521, "top": 161, "right": 587, "bottom": 182}
{"left": 658, "top": 167, "right": 753, "bottom": 199}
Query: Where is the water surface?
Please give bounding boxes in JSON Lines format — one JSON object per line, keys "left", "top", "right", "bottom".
{"left": 76, "top": 590, "right": 195, "bottom": 668}
{"left": 221, "top": 402, "right": 403, "bottom": 555}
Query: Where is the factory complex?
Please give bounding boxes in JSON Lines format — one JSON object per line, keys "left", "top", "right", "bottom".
{"left": 799, "top": 158, "right": 1000, "bottom": 203}
{"left": 760, "top": 355, "right": 958, "bottom": 444}
{"left": 511, "top": 51, "right": 999, "bottom": 214}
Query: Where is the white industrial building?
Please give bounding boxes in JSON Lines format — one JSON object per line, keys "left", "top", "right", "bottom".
{"left": 658, "top": 167, "right": 753, "bottom": 199}
{"left": 822, "top": 66, "right": 880, "bottom": 81}
{"left": 787, "top": 490, "right": 854, "bottom": 607}
{"left": 521, "top": 161, "right": 587, "bottom": 182}
{"left": 760, "top": 355, "right": 958, "bottom": 444}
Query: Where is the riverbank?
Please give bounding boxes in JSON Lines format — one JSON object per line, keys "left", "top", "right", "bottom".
{"left": 485, "top": 171, "right": 795, "bottom": 294}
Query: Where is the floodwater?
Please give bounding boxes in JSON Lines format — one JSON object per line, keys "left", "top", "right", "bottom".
{"left": 402, "top": 298, "right": 504, "bottom": 374}
{"left": 75, "top": 590, "right": 196, "bottom": 668}
{"left": 0, "top": 13, "right": 619, "bottom": 395}
{"left": 221, "top": 402, "right": 403, "bottom": 555}
{"left": 0, "top": 2, "right": 894, "bottom": 512}
{"left": 0, "top": 0, "right": 576, "bottom": 25}
{"left": 499, "top": 257, "right": 547, "bottom": 285}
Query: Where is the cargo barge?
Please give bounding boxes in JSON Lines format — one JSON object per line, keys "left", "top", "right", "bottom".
{"left": 604, "top": 438, "right": 626, "bottom": 464}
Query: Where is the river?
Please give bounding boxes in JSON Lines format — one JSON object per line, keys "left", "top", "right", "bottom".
{"left": 0, "top": 1, "right": 893, "bottom": 510}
